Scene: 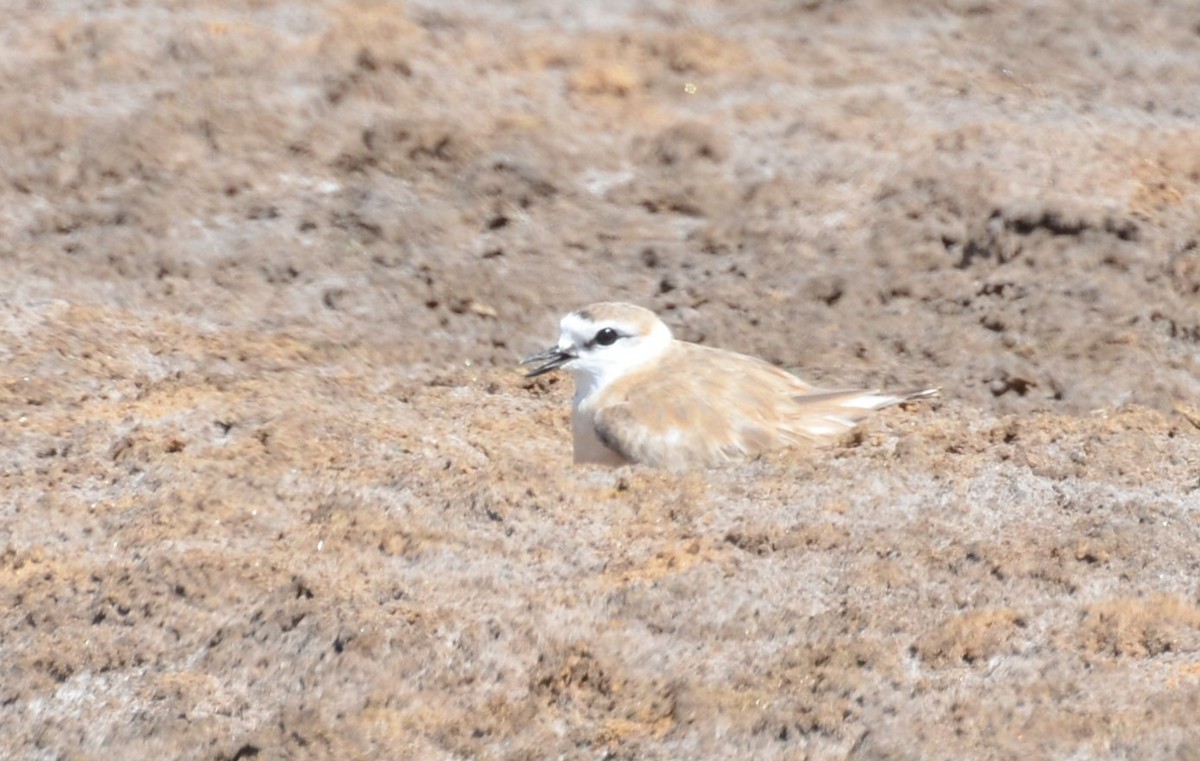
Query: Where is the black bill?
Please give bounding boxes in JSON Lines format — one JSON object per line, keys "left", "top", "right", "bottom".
{"left": 521, "top": 345, "right": 575, "bottom": 377}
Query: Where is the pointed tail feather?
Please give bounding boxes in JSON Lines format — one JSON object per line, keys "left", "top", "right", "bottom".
{"left": 793, "top": 386, "right": 939, "bottom": 409}
{"left": 787, "top": 387, "right": 939, "bottom": 439}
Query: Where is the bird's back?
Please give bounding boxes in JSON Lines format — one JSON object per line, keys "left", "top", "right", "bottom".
{"left": 586, "top": 340, "right": 936, "bottom": 468}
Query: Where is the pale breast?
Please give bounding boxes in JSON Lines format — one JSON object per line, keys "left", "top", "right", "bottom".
{"left": 572, "top": 401, "right": 630, "bottom": 465}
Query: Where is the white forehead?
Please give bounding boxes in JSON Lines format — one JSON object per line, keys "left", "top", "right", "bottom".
{"left": 558, "top": 303, "right": 669, "bottom": 345}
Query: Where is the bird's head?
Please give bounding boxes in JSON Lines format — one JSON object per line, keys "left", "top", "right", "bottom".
{"left": 521, "top": 302, "right": 673, "bottom": 393}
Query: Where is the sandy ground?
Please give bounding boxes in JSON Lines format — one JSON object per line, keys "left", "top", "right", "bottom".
{"left": 2, "top": 1, "right": 1200, "bottom": 758}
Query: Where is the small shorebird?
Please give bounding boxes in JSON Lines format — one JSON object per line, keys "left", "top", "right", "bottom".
{"left": 521, "top": 302, "right": 937, "bottom": 469}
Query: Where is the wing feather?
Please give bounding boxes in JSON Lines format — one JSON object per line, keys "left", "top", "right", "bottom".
{"left": 593, "top": 358, "right": 797, "bottom": 468}
{"left": 590, "top": 341, "right": 938, "bottom": 468}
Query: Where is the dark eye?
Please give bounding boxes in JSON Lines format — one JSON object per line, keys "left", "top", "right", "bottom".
{"left": 594, "top": 327, "right": 620, "bottom": 346}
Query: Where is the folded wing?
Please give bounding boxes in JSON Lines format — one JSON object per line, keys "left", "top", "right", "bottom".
{"left": 592, "top": 343, "right": 938, "bottom": 469}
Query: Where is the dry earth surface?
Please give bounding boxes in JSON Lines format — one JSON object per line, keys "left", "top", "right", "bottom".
{"left": 2, "top": 0, "right": 1200, "bottom": 759}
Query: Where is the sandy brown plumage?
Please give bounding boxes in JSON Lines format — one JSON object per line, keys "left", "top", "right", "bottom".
{"left": 522, "top": 302, "right": 937, "bottom": 469}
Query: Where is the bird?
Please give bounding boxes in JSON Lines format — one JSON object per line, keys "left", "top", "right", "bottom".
{"left": 521, "top": 302, "right": 938, "bottom": 470}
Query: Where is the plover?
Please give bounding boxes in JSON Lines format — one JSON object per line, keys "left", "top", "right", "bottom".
{"left": 521, "top": 302, "right": 937, "bottom": 470}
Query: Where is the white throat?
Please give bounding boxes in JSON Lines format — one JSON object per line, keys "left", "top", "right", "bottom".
{"left": 549, "top": 305, "right": 674, "bottom": 465}
{"left": 567, "top": 323, "right": 672, "bottom": 404}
